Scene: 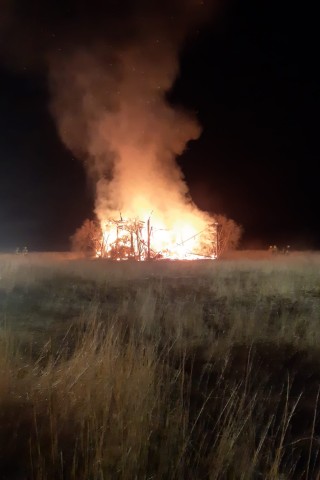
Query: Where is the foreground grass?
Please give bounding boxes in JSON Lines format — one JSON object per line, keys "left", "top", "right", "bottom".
{"left": 0, "top": 252, "right": 320, "bottom": 479}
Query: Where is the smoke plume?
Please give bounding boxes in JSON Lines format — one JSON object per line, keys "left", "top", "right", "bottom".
{"left": 1, "top": 0, "right": 217, "bottom": 232}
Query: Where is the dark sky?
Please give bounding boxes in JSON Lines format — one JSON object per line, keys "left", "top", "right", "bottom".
{"left": 0, "top": 0, "right": 319, "bottom": 251}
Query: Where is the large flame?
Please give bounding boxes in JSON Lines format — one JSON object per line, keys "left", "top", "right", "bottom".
{"left": 97, "top": 206, "right": 217, "bottom": 261}
{"left": 90, "top": 86, "right": 218, "bottom": 261}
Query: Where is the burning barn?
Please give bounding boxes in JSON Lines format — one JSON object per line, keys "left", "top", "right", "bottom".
{"left": 96, "top": 215, "right": 218, "bottom": 261}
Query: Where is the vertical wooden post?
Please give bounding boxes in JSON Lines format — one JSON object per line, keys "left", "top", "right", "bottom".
{"left": 147, "top": 218, "right": 151, "bottom": 260}
{"left": 214, "top": 222, "right": 219, "bottom": 258}
{"left": 130, "top": 231, "right": 134, "bottom": 257}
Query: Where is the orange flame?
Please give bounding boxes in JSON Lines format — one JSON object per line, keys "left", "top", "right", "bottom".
{"left": 96, "top": 207, "right": 217, "bottom": 260}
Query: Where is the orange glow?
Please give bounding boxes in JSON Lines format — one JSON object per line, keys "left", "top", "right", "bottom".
{"left": 96, "top": 206, "right": 217, "bottom": 261}
{"left": 67, "top": 49, "right": 221, "bottom": 261}
{"left": 51, "top": 37, "right": 221, "bottom": 262}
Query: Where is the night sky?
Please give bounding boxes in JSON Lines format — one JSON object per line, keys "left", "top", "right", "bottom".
{"left": 0, "top": 0, "right": 319, "bottom": 252}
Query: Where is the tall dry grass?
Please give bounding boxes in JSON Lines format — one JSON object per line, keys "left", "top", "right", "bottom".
{"left": 0, "top": 252, "right": 320, "bottom": 478}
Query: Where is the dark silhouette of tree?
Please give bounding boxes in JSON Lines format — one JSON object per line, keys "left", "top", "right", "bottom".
{"left": 214, "top": 214, "right": 243, "bottom": 256}
{"left": 70, "top": 219, "right": 103, "bottom": 257}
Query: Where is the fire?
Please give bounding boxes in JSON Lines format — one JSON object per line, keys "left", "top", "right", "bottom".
{"left": 96, "top": 209, "right": 217, "bottom": 261}
{"left": 51, "top": 46, "right": 220, "bottom": 261}
{"left": 48, "top": 1, "right": 223, "bottom": 264}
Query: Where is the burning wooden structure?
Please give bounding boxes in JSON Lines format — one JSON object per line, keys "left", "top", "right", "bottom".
{"left": 97, "top": 215, "right": 217, "bottom": 260}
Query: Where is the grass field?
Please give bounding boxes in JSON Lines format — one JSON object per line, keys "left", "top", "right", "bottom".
{"left": 1, "top": 251, "right": 320, "bottom": 479}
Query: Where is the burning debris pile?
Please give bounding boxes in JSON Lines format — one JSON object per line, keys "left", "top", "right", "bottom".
{"left": 97, "top": 215, "right": 217, "bottom": 260}
{"left": 71, "top": 213, "right": 242, "bottom": 261}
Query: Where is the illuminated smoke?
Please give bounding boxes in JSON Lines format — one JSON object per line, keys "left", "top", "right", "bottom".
{"left": 53, "top": 50, "right": 197, "bottom": 210}
{"left": 49, "top": 2, "right": 216, "bottom": 238}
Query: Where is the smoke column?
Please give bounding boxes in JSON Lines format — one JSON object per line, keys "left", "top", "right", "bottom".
{"left": 48, "top": 1, "right": 216, "bottom": 233}
{"left": 0, "top": 1, "right": 217, "bottom": 239}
